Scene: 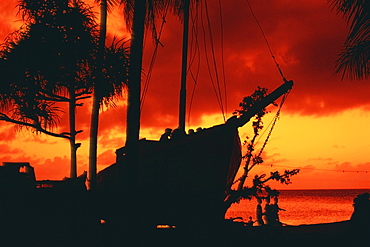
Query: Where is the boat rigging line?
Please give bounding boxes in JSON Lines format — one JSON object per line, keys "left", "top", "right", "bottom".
{"left": 217, "top": 0, "right": 228, "bottom": 120}
{"left": 201, "top": 0, "right": 227, "bottom": 121}
{"left": 140, "top": 1, "right": 230, "bottom": 126}
{"left": 188, "top": 0, "right": 227, "bottom": 126}
{"left": 262, "top": 163, "right": 370, "bottom": 174}
{"left": 187, "top": 4, "right": 201, "bottom": 128}
{"left": 241, "top": 0, "right": 294, "bottom": 159}
{"left": 256, "top": 90, "right": 290, "bottom": 158}
{"left": 140, "top": 6, "right": 169, "bottom": 110}
{"left": 245, "top": 0, "right": 288, "bottom": 83}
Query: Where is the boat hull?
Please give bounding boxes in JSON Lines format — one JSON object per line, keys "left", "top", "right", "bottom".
{"left": 97, "top": 124, "right": 241, "bottom": 227}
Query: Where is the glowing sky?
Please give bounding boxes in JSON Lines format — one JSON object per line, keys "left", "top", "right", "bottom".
{"left": 0, "top": 0, "right": 369, "bottom": 189}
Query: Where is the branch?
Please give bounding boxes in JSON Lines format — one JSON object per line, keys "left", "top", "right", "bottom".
{"left": 76, "top": 95, "right": 91, "bottom": 101}
{"left": 0, "top": 113, "right": 71, "bottom": 140}
{"left": 261, "top": 169, "right": 300, "bottom": 185}
{"left": 75, "top": 90, "right": 92, "bottom": 97}
{"left": 37, "top": 90, "right": 91, "bottom": 102}
{"left": 37, "top": 90, "right": 70, "bottom": 102}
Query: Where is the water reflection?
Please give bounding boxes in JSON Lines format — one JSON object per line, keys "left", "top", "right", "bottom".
{"left": 226, "top": 189, "right": 369, "bottom": 225}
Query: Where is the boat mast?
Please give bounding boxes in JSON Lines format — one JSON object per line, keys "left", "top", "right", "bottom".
{"left": 178, "top": 0, "right": 190, "bottom": 132}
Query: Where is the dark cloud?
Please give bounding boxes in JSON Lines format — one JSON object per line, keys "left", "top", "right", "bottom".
{"left": 33, "top": 156, "right": 71, "bottom": 180}
{"left": 307, "top": 157, "right": 333, "bottom": 161}
{"left": 97, "top": 149, "right": 116, "bottom": 168}
{"left": 0, "top": 124, "right": 19, "bottom": 142}
{"left": 0, "top": 143, "right": 24, "bottom": 155}
{"left": 133, "top": 0, "right": 370, "bottom": 130}
{"left": 0, "top": 152, "right": 69, "bottom": 180}
{"left": 1, "top": 0, "right": 369, "bottom": 187}
{"left": 2, "top": 0, "right": 368, "bottom": 132}
{"left": 0, "top": 1, "right": 20, "bottom": 42}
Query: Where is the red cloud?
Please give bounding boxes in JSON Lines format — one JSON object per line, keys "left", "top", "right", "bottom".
{"left": 2, "top": 0, "right": 368, "bottom": 135}
{"left": 1, "top": 0, "right": 369, "bottom": 125}
{"left": 1, "top": 0, "right": 369, "bottom": 189}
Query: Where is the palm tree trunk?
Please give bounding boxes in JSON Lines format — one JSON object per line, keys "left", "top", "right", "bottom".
{"left": 178, "top": 0, "right": 190, "bottom": 131}
{"left": 125, "top": 0, "right": 146, "bottom": 159}
{"left": 68, "top": 0, "right": 81, "bottom": 179}
{"left": 122, "top": 0, "right": 146, "bottom": 238}
{"left": 88, "top": 98, "right": 99, "bottom": 189}
{"left": 88, "top": 0, "right": 107, "bottom": 191}
{"left": 69, "top": 86, "right": 78, "bottom": 178}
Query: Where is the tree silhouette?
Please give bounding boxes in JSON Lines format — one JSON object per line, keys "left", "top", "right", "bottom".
{"left": 223, "top": 87, "right": 299, "bottom": 218}
{"left": 11, "top": 0, "right": 97, "bottom": 178}
{"left": 121, "top": 0, "right": 197, "bottom": 161}
{"left": 0, "top": 0, "right": 128, "bottom": 179}
{"left": 89, "top": 0, "right": 128, "bottom": 191}
{"left": 329, "top": 0, "right": 370, "bottom": 80}
{"left": 99, "top": 0, "right": 197, "bottom": 234}
{"left": 234, "top": 87, "right": 270, "bottom": 191}
{"left": 88, "top": 38, "right": 129, "bottom": 189}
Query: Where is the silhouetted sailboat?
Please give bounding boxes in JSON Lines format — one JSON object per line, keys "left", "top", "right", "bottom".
{"left": 97, "top": 82, "right": 292, "bottom": 228}
{"left": 96, "top": 1, "right": 293, "bottom": 228}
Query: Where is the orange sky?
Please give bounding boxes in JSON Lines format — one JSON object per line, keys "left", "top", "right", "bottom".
{"left": 0, "top": 0, "right": 369, "bottom": 189}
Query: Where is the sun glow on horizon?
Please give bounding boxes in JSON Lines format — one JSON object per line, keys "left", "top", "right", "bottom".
{"left": 236, "top": 108, "right": 370, "bottom": 189}
{"left": 1, "top": 104, "right": 369, "bottom": 189}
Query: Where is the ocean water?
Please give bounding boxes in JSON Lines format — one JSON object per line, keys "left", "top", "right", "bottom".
{"left": 225, "top": 189, "right": 369, "bottom": 226}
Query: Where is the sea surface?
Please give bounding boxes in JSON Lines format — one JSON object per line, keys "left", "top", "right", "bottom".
{"left": 225, "top": 189, "right": 369, "bottom": 226}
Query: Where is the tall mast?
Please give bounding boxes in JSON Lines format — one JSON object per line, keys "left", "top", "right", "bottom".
{"left": 178, "top": 0, "right": 190, "bottom": 132}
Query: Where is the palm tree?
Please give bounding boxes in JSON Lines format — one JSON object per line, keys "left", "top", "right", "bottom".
{"left": 88, "top": 40, "right": 129, "bottom": 190}
{"left": 88, "top": 0, "right": 122, "bottom": 191}
{"left": 1, "top": 0, "right": 98, "bottom": 178}
{"left": 329, "top": 0, "right": 370, "bottom": 80}
{"left": 121, "top": 0, "right": 193, "bottom": 166}
{"left": 121, "top": 0, "right": 146, "bottom": 168}
{"left": 95, "top": 0, "right": 192, "bottom": 233}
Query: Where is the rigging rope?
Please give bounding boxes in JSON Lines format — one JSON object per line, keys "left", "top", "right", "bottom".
{"left": 202, "top": 0, "right": 226, "bottom": 121}
{"left": 242, "top": 0, "right": 293, "bottom": 159}
{"left": 140, "top": 7, "right": 169, "bottom": 110}
{"left": 217, "top": 0, "right": 228, "bottom": 119}
{"left": 187, "top": 2, "right": 201, "bottom": 127}
{"left": 245, "top": 0, "right": 288, "bottom": 82}
{"left": 234, "top": 90, "right": 290, "bottom": 186}
{"left": 262, "top": 164, "right": 370, "bottom": 174}
{"left": 256, "top": 90, "right": 290, "bottom": 158}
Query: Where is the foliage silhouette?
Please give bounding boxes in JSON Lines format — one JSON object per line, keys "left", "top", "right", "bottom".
{"left": 329, "top": 0, "right": 370, "bottom": 80}
{"left": 121, "top": 0, "right": 201, "bottom": 156}
{"left": 0, "top": 0, "right": 129, "bottom": 178}
{"left": 223, "top": 87, "right": 299, "bottom": 220}
{"left": 89, "top": 0, "right": 130, "bottom": 190}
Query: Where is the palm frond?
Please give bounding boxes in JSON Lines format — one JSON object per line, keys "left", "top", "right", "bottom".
{"left": 121, "top": 0, "right": 175, "bottom": 38}
{"left": 336, "top": 40, "right": 370, "bottom": 80}
{"left": 329, "top": 0, "right": 370, "bottom": 79}
{"left": 94, "top": 0, "right": 121, "bottom": 12}
{"left": 99, "top": 37, "right": 130, "bottom": 107}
